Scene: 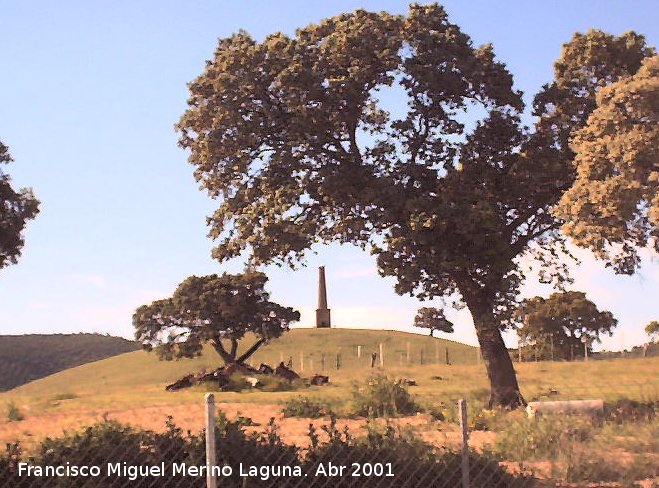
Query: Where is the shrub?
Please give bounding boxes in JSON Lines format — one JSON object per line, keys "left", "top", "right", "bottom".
{"left": 493, "top": 415, "right": 593, "bottom": 463}
{"left": 469, "top": 408, "right": 512, "bottom": 431}
{"left": 50, "top": 392, "right": 79, "bottom": 401}
{"left": 603, "top": 399, "right": 656, "bottom": 424}
{"left": 0, "top": 413, "right": 533, "bottom": 487}
{"left": 282, "top": 397, "right": 332, "bottom": 418}
{"left": 0, "top": 442, "right": 23, "bottom": 487}
{"left": 425, "top": 405, "right": 446, "bottom": 422}
{"left": 304, "top": 417, "right": 530, "bottom": 487}
{"left": 350, "top": 375, "right": 421, "bottom": 417}
{"left": 6, "top": 401, "right": 24, "bottom": 422}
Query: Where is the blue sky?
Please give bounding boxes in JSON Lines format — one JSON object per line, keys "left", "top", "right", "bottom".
{"left": 1, "top": 1, "right": 657, "bottom": 350}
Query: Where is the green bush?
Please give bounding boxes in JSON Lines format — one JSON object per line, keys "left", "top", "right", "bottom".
{"left": 603, "top": 399, "right": 656, "bottom": 424}
{"left": 304, "top": 417, "right": 530, "bottom": 487}
{"left": 0, "top": 413, "right": 533, "bottom": 488}
{"left": 282, "top": 397, "right": 332, "bottom": 418}
{"left": 6, "top": 401, "right": 24, "bottom": 422}
{"left": 493, "top": 415, "right": 593, "bottom": 463}
{"left": 489, "top": 414, "right": 656, "bottom": 483}
{"left": 350, "top": 375, "right": 421, "bottom": 417}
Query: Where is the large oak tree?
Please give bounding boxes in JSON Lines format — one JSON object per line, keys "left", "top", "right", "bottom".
{"left": 133, "top": 272, "right": 300, "bottom": 366}
{"left": 176, "top": 5, "right": 653, "bottom": 407}
{"left": 0, "top": 141, "right": 39, "bottom": 271}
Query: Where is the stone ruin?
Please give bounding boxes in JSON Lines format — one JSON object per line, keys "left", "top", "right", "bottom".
{"left": 165, "top": 361, "right": 329, "bottom": 392}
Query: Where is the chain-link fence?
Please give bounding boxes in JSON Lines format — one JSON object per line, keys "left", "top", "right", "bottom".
{"left": 2, "top": 380, "right": 657, "bottom": 487}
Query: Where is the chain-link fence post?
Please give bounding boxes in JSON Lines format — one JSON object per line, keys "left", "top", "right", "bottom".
{"left": 458, "top": 398, "right": 470, "bottom": 488}
{"left": 205, "top": 393, "right": 217, "bottom": 488}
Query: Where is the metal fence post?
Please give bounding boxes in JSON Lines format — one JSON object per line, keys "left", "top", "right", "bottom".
{"left": 205, "top": 393, "right": 217, "bottom": 488}
{"left": 458, "top": 399, "right": 470, "bottom": 488}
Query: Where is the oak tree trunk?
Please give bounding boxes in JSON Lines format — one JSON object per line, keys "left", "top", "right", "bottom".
{"left": 470, "top": 304, "right": 525, "bottom": 409}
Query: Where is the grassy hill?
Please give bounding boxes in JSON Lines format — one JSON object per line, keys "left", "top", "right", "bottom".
{"left": 0, "top": 329, "right": 474, "bottom": 412}
{"left": 4, "top": 328, "right": 475, "bottom": 395}
{"left": 0, "top": 333, "right": 139, "bottom": 391}
{"left": 4, "top": 328, "right": 656, "bottom": 417}
{"left": 1, "top": 328, "right": 657, "bottom": 455}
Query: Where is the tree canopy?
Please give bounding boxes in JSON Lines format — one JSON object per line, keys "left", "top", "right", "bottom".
{"left": 555, "top": 55, "right": 659, "bottom": 273}
{"left": 515, "top": 291, "right": 617, "bottom": 361}
{"left": 133, "top": 272, "right": 300, "bottom": 365}
{"left": 0, "top": 141, "right": 39, "bottom": 271}
{"left": 176, "top": 4, "right": 654, "bottom": 407}
{"left": 646, "top": 320, "right": 659, "bottom": 342}
{"left": 414, "top": 307, "right": 454, "bottom": 337}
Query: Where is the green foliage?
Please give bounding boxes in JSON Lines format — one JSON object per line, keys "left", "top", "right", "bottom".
{"left": 515, "top": 291, "right": 617, "bottom": 360}
{"left": 0, "top": 140, "right": 40, "bottom": 272}
{"left": 6, "top": 400, "right": 24, "bottom": 422}
{"left": 492, "top": 412, "right": 658, "bottom": 483}
{"left": 176, "top": 3, "right": 654, "bottom": 407}
{"left": 425, "top": 405, "right": 446, "bottom": 422}
{"left": 0, "top": 413, "right": 532, "bottom": 488}
{"left": 492, "top": 415, "right": 594, "bottom": 475}
{"left": 603, "top": 399, "right": 656, "bottom": 424}
{"left": 282, "top": 397, "right": 332, "bottom": 418}
{"left": 133, "top": 272, "right": 300, "bottom": 366}
{"left": 556, "top": 55, "right": 659, "bottom": 273}
{"left": 646, "top": 320, "right": 659, "bottom": 341}
{"left": 306, "top": 417, "right": 528, "bottom": 487}
{"left": 0, "top": 333, "right": 139, "bottom": 392}
{"left": 0, "top": 442, "right": 22, "bottom": 486}
{"left": 468, "top": 408, "right": 509, "bottom": 431}
{"left": 350, "top": 375, "right": 421, "bottom": 417}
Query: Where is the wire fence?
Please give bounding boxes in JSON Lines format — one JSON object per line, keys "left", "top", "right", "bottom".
{"left": 1, "top": 381, "right": 657, "bottom": 487}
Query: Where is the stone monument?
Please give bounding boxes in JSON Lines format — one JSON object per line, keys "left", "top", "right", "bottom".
{"left": 316, "top": 265, "right": 331, "bottom": 328}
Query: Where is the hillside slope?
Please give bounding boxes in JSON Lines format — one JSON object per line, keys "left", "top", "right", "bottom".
{"left": 6, "top": 328, "right": 475, "bottom": 397}
{"left": 0, "top": 333, "right": 139, "bottom": 391}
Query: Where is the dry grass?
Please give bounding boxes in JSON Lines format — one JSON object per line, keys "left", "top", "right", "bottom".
{"left": 1, "top": 329, "right": 657, "bottom": 466}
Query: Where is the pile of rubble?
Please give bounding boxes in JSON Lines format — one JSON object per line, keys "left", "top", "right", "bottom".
{"left": 165, "top": 361, "right": 329, "bottom": 391}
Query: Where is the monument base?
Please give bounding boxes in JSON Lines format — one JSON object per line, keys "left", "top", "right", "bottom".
{"left": 316, "top": 309, "right": 331, "bottom": 328}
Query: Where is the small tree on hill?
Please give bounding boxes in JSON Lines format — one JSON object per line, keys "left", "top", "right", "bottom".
{"left": 514, "top": 291, "right": 617, "bottom": 361}
{"left": 646, "top": 321, "right": 659, "bottom": 343}
{"left": 414, "top": 307, "right": 454, "bottom": 337}
{"left": 133, "top": 272, "right": 300, "bottom": 366}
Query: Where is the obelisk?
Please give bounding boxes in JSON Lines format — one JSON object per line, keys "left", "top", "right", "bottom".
{"left": 316, "top": 265, "right": 331, "bottom": 328}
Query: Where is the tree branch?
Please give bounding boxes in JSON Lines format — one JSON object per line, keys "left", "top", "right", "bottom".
{"left": 236, "top": 338, "right": 265, "bottom": 363}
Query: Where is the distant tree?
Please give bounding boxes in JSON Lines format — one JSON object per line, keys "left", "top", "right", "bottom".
{"left": 556, "top": 55, "right": 659, "bottom": 273}
{"left": 515, "top": 291, "right": 617, "bottom": 361}
{"left": 133, "top": 272, "right": 300, "bottom": 366}
{"left": 414, "top": 307, "right": 454, "bottom": 337}
{"left": 176, "top": 2, "right": 653, "bottom": 407}
{"left": 646, "top": 320, "right": 659, "bottom": 343}
{"left": 0, "top": 140, "right": 39, "bottom": 271}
